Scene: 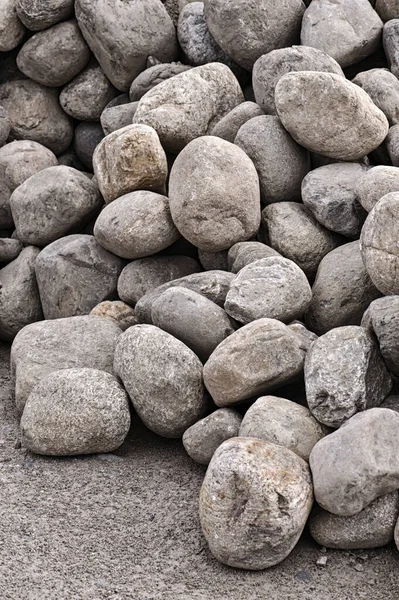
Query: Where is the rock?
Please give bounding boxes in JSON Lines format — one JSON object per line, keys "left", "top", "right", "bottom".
{"left": 288, "top": 321, "right": 318, "bottom": 352}
{"left": 75, "top": 0, "right": 178, "bottom": 91}
{"left": 117, "top": 256, "right": 201, "bottom": 306}
{"left": 202, "top": 0, "right": 305, "bottom": 71}
{"left": 309, "top": 408, "right": 399, "bottom": 516}
{"left": 17, "top": 19, "right": 91, "bottom": 87}
{"left": 239, "top": 396, "right": 327, "bottom": 462}
{"left": 94, "top": 191, "right": 179, "bottom": 260}
{"left": 301, "top": 0, "right": 383, "bottom": 68}
{"left": 203, "top": 318, "right": 307, "bottom": 407}
{"left": 114, "top": 324, "right": 206, "bottom": 437}
{"left": 355, "top": 166, "right": 399, "bottom": 212}
{"left": 309, "top": 492, "right": 399, "bottom": 550}
{"left": 383, "top": 19, "right": 399, "bottom": 79}
{"left": 133, "top": 63, "right": 243, "bottom": 153}
{"left": 0, "top": 79, "right": 73, "bottom": 155}
{"left": 100, "top": 97, "right": 139, "bottom": 136}
{"left": 305, "top": 242, "right": 381, "bottom": 336}
{"left": 182, "top": 408, "right": 242, "bottom": 465}
{"left": 275, "top": 72, "right": 389, "bottom": 161}
{"left": 129, "top": 61, "right": 192, "bottom": 102}
{"left": 198, "top": 249, "right": 228, "bottom": 271}
{"left": 253, "top": 46, "right": 344, "bottom": 115}
{"left": 0, "top": 0, "right": 25, "bottom": 52}
{"left": 0, "top": 106, "right": 10, "bottom": 147}
{"left": 224, "top": 257, "right": 312, "bottom": 325}
{"left": 60, "top": 60, "right": 117, "bottom": 121}
{"left": 0, "top": 140, "right": 58, "bottom": 193}
{"left": 56, "top": 147, "right": 84, "bottom": 171}
{"left": 10, "top": 166, "right": 102, "bottom": 246}
{"left": 386, "top": 124, "right": 399, "bottom": 167}
{"left": 396, "top": 517, "right": 399, "bottom": 551}
{"left": 73, "top": 122, "right": 104, "bottom": 171}
{"left": 169, "top": 136, "right": 260, "bottom": 251}
{"left": 227, "top": 242, "right": 280, "bottom": 274}
{"left": 0, "top": 182, "right": 13, "bottom": 229}
{"left": 93, "top": 124, "right": 167, "bottom": 204}
{"left": 89, "top": 301, "right": 138, "bottom": 331}
{"left": 199, "top": 437, "right": 313, "bottom": 569}
{"left": 262, "top": 203, "right": 341, "bottom": 279}
{"left": 21, "top": 368, "right": 130, "bottom": 456}
{"left": 376, "top": 0, "right": 399, "bottom": 20}
{"left": 151, "top": 287, "right": 235, "bottom": 362}
{"left": 305, "top": 326, "right": 392, "bottom": 428}
{"left": 234, "top": 116, "right": 310, "bottom": 204}
{"left": 361, "top": 192, "right": 399, "bottom": 295}
{"left": 362, "top": 296, "right": 399, "bottom": 377}
{"left": 210, "top": 102, "right": 263, "bottom": 143}
{"left": 0, "top": 238, "right": 22, "bottom": 263}
{"left": 380, "top": 395, "right": 399, "bottom": 412}
{"left": 11, "top": 315, "right": 121, "bottom": 413}
{"left": 35, "top": 234, "right": 124, "bottom": 320}
{"left": 301, "top": 163, "right": 368, "bottom": 238}
{"left": 16, "top": 0, "right": 74, "bottom": 30}
{"left": 0, "top": 246, "right": 43, "bottom": 342}
{"left": 353, "top": 68, "right": 399, "bottom": 126}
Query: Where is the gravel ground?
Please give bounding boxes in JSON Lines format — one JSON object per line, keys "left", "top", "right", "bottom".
{"left": 0, "top": 342, "right": 398, "bottom": 600}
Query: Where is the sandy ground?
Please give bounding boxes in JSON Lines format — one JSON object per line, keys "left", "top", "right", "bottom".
{"left": 1, "top": 342, "right": 399, "bottom": 600}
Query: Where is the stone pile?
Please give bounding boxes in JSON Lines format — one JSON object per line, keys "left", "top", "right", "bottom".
{"left": 2, "top": 0, "right": 399, "bottom": 571}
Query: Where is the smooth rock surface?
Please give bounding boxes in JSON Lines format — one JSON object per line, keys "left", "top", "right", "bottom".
{"left": 100, "top": 97, "right": 139, "bottom": 136}
{"left": 353, "top": 68, "right": 399, "bottom": 126}
{"left": 210, "top": 102, "right": 263, "bottom": 143}
{"left": 227, "top": 242, "right": 280, "bottom": 274}
{"left": 355, "top": 166, "right": 399, "bottom": 212}
{"left": 129, "top": 61, "right": 191, "bottom": 102}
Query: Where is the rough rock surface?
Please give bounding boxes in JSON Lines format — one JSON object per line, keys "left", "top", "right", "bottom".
{"left": 210, "top": 102, "right": 263, "bottom": 143}
{"left": 353, "top": 68, "right": 399, "bottom": 126}
{"left": 227, "top": 242, "right": 280, "bottom": 274}
{"left": 16, "top": 0, "right": 74, "bottom": 30}
{"left": 89, "top": 301, "right": 138, "bottom": 331}
{"left": 362, "top": 296, "right": 399, "bottom": 377}
{"left": 0, "top": 0, "right": 25, "bottom": 52}
{"left": 129, "top": 61, "right": 191, "bottom": 102}
{"left": 355, "top": 166, "right": 399, "bottom": 212}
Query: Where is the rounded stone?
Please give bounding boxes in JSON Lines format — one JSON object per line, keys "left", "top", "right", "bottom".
{"left": 114, "top": 324, "right": 207, "bottom": 438}
{"left": 129, "top": 61, "right": 192, "bottom": 102}
{"left": 0, "top": 238, "right": 22, "bottom": 263}
{"left": 21, "top": 368, "right": 131, "bottom": 456}
{"left": 386, "top": 124, "right": 399, "bottom": 167}
{"left": 169, "top": 136, "right": 260, "bottom": 252}
{"left": 362, "top": 296, "right": 399, "bottom": 377}
{"left": 89, "top": 301, "right": 138, "bottom": 331}
{"left": 355, "top": 166, "right": 399, "bottom": 212}
{"left": 16, "top": 0, "right": 74, "bottom": 30}
{"left": 210, "top": 102, "right": 263, "bottom": 144}
{"left": 227, "top": 242, "right": 280, "bottom": 274}
{"left": 199, "top": 437, "right": 313, "bottom": 570}
{"left": 383, "top": 19, "right": 399, "bottom": 79}
{"left": 100, "top": 98, "right": 139, "bottom": 136}
{"left": 376, "top": 0, "right": 399, "bottom": 20}
{"left": 0, "top": 106, "right": 10, "bottom": 148}
{"left": 352, "top": 68, "right": 399, "bottom": 126}
{"left": 0, "top": 0, "right": 25, "bottom": 52}
{"left": 73, "top": 122, "right": 104, "bottom": 171}
{"left": 0, "top": 140, "right": 58, "bottom": 193}
{"left": 198, "top": 249, "right": 228, "bottom": 271}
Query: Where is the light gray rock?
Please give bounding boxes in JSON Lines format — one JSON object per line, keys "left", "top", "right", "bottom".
{"left": 199, "top": 437, "right": 313, "bottom": 569}
{"left": 234, "top": 116, "right": 310, "bottom": 204}
{"left": 0, "top": 140, "right": 58, "bottom": 193}
{"left": 0, "top": 246, "right": 43, "bottom": 342}
{"left": 386, "top": 124, "right": 399, "bottom": 167}
{"left": 16, "top": 0, "right": 74, "bottom": 30}
{"left": 100, "top": 97, "right": 139, "bottom": 136}
{"left": 376, "top": 0, "right": 399, "bottom": 20}
{"left": 198, "top": 249, "right": 228, "bottom": 271}
{"left": 227, "top": 242, "right": 280, "bottom": 274}
{"left": 169, "top": 136, "right": 260, "bottom": 251}
{"left": 0, "top": 106, "right": 10, "bottom": 147}
{"left": 301, "top": 0, "right": 383, "bottom": 68}
{"left": 305, "top": 326, "right": 392, "bottom": 428}
{"left": 288, "top": 321, "right": 318, "bottom": 352}
{"left": 0, "top": 238, "right": 22, "bottom": 263}
{"left": 305, "top": 242, "right": 381, "bottom": 336}
{"left": 94, "top": 191, "right": 179, "bottom": 260}
{"left": 210, "top": 102, "right": 263, "bottom": 144}
{"left": 203, "top": 318, "right": 307, "bottom": 407}
{"left": 202, "top": 0, "right": 305, "bottom": 71}
{"left": 75, "top": 0, "right": 178, "bottom": 91}
{"left": 383, "top": 19, "right": 399, "bottom": 79}
{"left": 353, "top": 69, "right": 399, "bottom": 126}
{"left": 73, "top": 122, "right": 104, "bottom": 171}
{"left": 114, "top": 324, "right": 207, "bottom": 437}
{"left": 301, "top": 163, "right": 368, "bottom": 238}
{"left": 10, "top": 166, "right": 102, "bottom": 247}
{"left": 355, "top": 166, "right": 399, "bottom": 212}
{"left": 129, "top": 61, "right": 191, "bottom": 102}
{"left": 253, "top": 46, "right": 344, "bottom": 115}
{"left": 0, "top": 0, "right": 25, "bottom": 51}
{"left": 224, "top": 257, "right": 312, "bottom": 325}
{"left": 362, "top": 296, "right": 399, "bottom": 377}
{"left": 35, "top": 234, "right": 124, "bottom": 320}
{"left": 93, "top": 124, "right": 167, "bottom": 204}
{"left": 89, "top": 301, "right": 138, "bottom": 331}
{"left": 239, "top": 396, "right": 327, "bottom": 462}
{"left": 11, "top": 315, "right": 121, "bottom": 413}
{"left": 310, "top": 408, "right": 399, "bottom": 516}
{"left": 151, "top": 287, "right": 235, "bottom": 362}
{"left": 275, "top": 72, "right": 389, "bottom": 161}
{"left": 0, "top": 80, "right": 73, "bottom": 155}
{"left": 182, "top": 408, "right": 242, "bottom": 465}
{"left": 133, "top": 63, "right": 244, "bottom": 153}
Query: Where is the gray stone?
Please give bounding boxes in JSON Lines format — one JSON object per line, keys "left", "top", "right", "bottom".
{"left": 224, "top": 257, "right": 312, "bottom": 325}
{"left": 75, "top": 0, "right": 178, "bottom": 91}
{"left": 203, "top": 318, "right": 307, "bottom": 407}
{"left": 309, "top": 408, "right": 399, "bottom": 516}
{"left": 262, "top": 203, "right": 341, "bottom": 279}
{"left": 151, "top": 287, "right": 235, "bottom": 362}
{"left": 11, "top": 315, "right": 121, "bottom": 413}
{"left": 169, "top": 136, "right": 260, "bottom": 251}
{"left": 305, "top": 242, "right": 381, "bottom": 336}
{"left": 288, "top": 321, "right": 318, "bottom": 352}
{"left": 16, "top": 0, "right": 74, "bottom": 30}
{"left": 133, "top": 63, "right": 244, "bottom": 153}
{"left": 56, "top": 147, "right": 85, "bottom": 171}
{"left": 199, "top": 437, "right": 313, "bottom": 570}
{"left": 10, "top": 166, "right": 102, "bottom": 247}
{"left": 203, "top": 0, "right": 305, "bottom": 71}
{"left": 0, "top": 106, "right": 10, "bottom": 147}
{"left": 93, "top": 124, "right": 167, "bottom": 204}
{"left": 0, "top": 0, "right": 25, "bottom": 51}
{"left": 94, "top": 191, "right": 179, "bottom": 260}
{"left": 395, "top": 516, "right": 399, "bottom": 551}
{"left": 362, "top": 296, "right": 399, "bottom": 377}
{"left": 353, "top": 69, "right": 399, "bottom": 126}
{"left": 383, "top": 19, "right": 399, "bottom": 79}
{"left": 117, "top": 256, "right": 201, "bottom": 306}
{"left": 114, "top": 324, "right": 207, "bottom": 437}
{"left": 275, "top": 72, "right": 389, "bottom": 161}
{"left": 355, "top": 166, "right": 399, "bottom": 212}
{"left": 301, "top": 163, "right": 368, "bottom": 238}
{"left": 0, "top": 238, "right": 22, "bottom": 263}
{"left": 0, "top": 140, "right": 58, "bottom": 193}
{"left": 73, "top": 122, "right": 104, "bottom": 171}
{"left": 210, "top": 102, "right": 263, "bottom": 144}
{"left": 0, "top": 181, "right": 12, "bottom": 229}
{"left": 234, "top": 116, "right": 310, "bottom": 204}
{"left": 35, "top": 234, "right": 124, "bottom": 320}
{"left": 305, "top": 326, "right": 392, "bottom": 428}
{"left": 239, "top": 396, "right": 327, "bottom": 462}
{"left": 182, "top": 408, "right": 242, "bottom": 465}
{"left": 386, "top": 124, "right": 399, "bottom": 167}
{"left": 376, "top": 0, "right": 399, "bottom": 20}
{"left": 380, "top": 395, "right": 399, "bottom": 412}
{"left": 309, "top": 492, "right": 399, "bottom": 550}
{"left": 100, "top": 98, "right": 139, "bottom": 136}
{"left": 301, "top": 0, "right": 383, "bottom": 68}
{"left": 21, "top": 368, "right": 130, "bottom": 456}
{"left": 0, "top": 80, "right": 73, "bottom": 155}
{"left": 227, "top": 242, "right": 280, "bottom": 274}
{"left": 198, "top": 249, "right": 228, "bottom": 271}
{"left": 0, "top": 246, "right": 43, "bottom": 342}
{"left": 253, "top": 46, "right": 344, "bottom": 115}
{"left": 130, "top": 62, "right": 192, "bottom": 102}
{"left": 89, "top": 301, "right": 138, "bottom": 331}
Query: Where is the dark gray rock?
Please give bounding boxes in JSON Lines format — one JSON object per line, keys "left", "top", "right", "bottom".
{"left": 210, "top": 102, "right": 263, "bottom": 144}
{"left": 0, "top": 106, "right": 10, "bottom": 147}
{"left": 100, "top": 97, "right": 139, "bottom": 136}
{"left": 16, "top": 0, "right": 74, "bottom": 30}
{"left": 227, "top": 241, "right": 280, "bottom": 274}
{"left": 129, "top": 62, "right": 191, "bottom": 102}
{"left": 0, "top": 238, "right": 22, "bottom": 263}
{"left": 73, "top": 122, "right": 104, "bottom": 171}
{"left": 376, "top": 0, "right": 399, "bottom": 20}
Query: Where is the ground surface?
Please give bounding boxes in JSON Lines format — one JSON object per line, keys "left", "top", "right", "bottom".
{"left": 1, "top": 342, "right": 398, "bottom": 600}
